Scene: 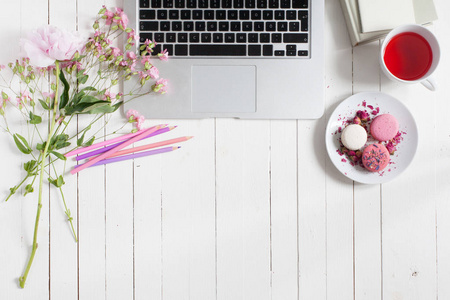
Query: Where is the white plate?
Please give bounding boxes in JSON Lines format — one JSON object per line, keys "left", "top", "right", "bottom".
{"left": 325, "top": 92, "right": 418, "bottom": 184}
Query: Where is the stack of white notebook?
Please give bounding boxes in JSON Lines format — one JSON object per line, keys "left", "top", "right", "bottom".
{"left": 340, "top": 0, "right": 438, "bottom": 46}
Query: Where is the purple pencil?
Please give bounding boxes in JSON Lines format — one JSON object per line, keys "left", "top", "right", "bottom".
{"left": 88, "top": 146, "right": 180, "bottom": 168}
{"left": 76, "top": 126, "right": 176, "bottom": 161}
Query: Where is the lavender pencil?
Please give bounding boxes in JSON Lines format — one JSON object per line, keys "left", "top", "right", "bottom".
{"left": 88, "top": 146, "right": 179, "bottom": 167}
{"left": 76, "top": 126, "right": 175, "bottom": 161}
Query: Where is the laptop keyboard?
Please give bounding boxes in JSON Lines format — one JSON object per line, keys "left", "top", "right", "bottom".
{"left": 138, "top": 0, "right": 310, "bottom": 58}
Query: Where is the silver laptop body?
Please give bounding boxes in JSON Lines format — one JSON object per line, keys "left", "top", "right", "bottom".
{"left": 124, "top": 0, "right": 324, "bottom": 119}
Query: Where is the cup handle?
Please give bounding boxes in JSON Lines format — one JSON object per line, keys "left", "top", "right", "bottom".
{"left": 421, "top": 76, "right": 437, "bottom": 91}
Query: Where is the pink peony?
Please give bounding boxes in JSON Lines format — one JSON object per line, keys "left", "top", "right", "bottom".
{"left": 21, "top": 25, "right": 85, "bottom": 67}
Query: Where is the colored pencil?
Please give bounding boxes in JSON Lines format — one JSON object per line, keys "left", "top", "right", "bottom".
{"left": 88, "top": 136, "right": 192, "bottom": 160}
{"left": 75, "top": 126, "right": 176, "bottom": 161}
{"left": 64, "top": 128, "right": 149, "bottom": 157}
{"left": 70, "top": 126, "right": 161, "bottom": 175}
{"left": 89, "top": 146, "right": 180, "bottom": 167}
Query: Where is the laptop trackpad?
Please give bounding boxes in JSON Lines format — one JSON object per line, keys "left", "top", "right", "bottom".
{"left": 191, "top": 65, "right": 256, "bottom": 113}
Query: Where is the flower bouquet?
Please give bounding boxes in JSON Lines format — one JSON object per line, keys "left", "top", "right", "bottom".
{"left": 0, "top": 6, "right": 168, "bottom": 288}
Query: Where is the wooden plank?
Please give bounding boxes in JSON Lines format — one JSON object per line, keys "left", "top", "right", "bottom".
{"left": 0, "top": 1, "right": 27, "bottom": 298}
{"left": 381, "top": 69, "right": 437, "bottom": 299}
{"left": 323, "top": 0, "right": 355, "bottom": 298}
{"left": 269, "top": 120, "right": 298, "bottom": 300}
{"left": 76, "top": 1, "right": 108, "bottom": 299}
{"left": 216, "top": 119, "right": 271, "bottom": 300}
{"left": 352, "top": 41, "right": 382, "bottom": 300}
{"left": 157, "top": 119, "right": 216, "bottom": 300}
{"left": 48, "top": 1, "right": 79, "bottom": 299}
{"left": 434, "top": 1, "right": 450, "bottom": 298}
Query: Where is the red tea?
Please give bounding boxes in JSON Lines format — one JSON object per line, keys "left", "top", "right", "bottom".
{"left": 383, "top": 32, "right": 433, "bottom": 81}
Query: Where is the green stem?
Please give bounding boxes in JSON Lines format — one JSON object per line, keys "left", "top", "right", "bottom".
{"left": 19, "top": 61, "right": 61, "bottom": 289}
{"left": 4, "top": 174, "right": 30, "bottom": 202}
{"left": 58, "top": 187, "right": 78, "bottom": 242}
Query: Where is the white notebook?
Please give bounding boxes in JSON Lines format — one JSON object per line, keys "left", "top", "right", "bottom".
{"left": 358, "top": 0, "right": 437, "bottom": 33}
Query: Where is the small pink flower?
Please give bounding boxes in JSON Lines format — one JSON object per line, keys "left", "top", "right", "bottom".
{"left": 126, "top": 109, "right": 140, "bottom": 120}
{"left": 148, "top": 66, "right": 159, "bottom": 79}
{"left": 114, "top": 8, "right": 129, "bottom": 28}
{"left": 157, "top": 49, "right": 169, "bottom": 61}
{"left": 110, "top": 47, "right": 121, "bottom": 57}
{"left": 126, "top": 51, "right": 136, "bottom": 60}
{"left": 152, "top": 78, "right": 168, "bottom": 94}
{"left": 136, "top": 115, "right": 146, "bottom": 130}
{"left": 103, "top": 90, "right": 116, "bottom": 101}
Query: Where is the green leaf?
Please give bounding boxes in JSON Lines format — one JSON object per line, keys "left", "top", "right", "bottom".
{"left": 50, "top": 134, "right": 70, "bottom": 150}
{"left": 24, "top": 160, "right": 37, "bottom": 173}
{"left": 49, "top": 175, "right": 65, "bottom": 188}
{"left": 78, "top": 95, "right": 103, "bottom": 104}
{"left": 50, "top": 150, "right": 66, "bottom": 161}
{"left": 39, "top": 99, "right": 50, "bottom": 110}
{"left": 36, "top": 142, "right": 45, "bottom": 151}
{"left": 29, "top": 112, "right": 42, "bottom": 124}
{"left": 13, "top": 134, "right": 32, "bottom": 154}
{"left": 78, "top": 74, "right": 89, "bottom": 84}
{"left": 77, "top": 125, "right": 91, "bottom": 147}
{"left": 83, "top": 136, "right": 95, "bottom": 147}
{"left": 24, "top": 184, "right": 34, "bottom": 195}
{"left": 59, "top": 71, "right": 70, "bottom": 109}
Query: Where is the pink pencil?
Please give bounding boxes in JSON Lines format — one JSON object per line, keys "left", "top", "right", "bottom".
{"left": 65, "top": 126, "right": 160, "bottom": 157}
{"left": 70, "top": 126, "right": 161, "bottom": 175}
{"left": 88, "top": 136, "right": 193, "bottom": 160}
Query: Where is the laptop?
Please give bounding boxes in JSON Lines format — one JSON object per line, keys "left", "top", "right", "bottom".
{"left": 124, "top": 0, "right": 324, "bottom": 119}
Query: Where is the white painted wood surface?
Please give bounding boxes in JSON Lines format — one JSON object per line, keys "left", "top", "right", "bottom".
{"left": 0, "top": 0, "right": 449, "bottom": 299}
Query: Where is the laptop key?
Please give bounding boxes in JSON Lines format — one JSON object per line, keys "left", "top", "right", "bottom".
{"left": 174, "top": 0, "right": 185, "bottom": 7}
{"left": 178, "top": 32, "right": 188, "bottom": 42}
{"left": 293, "top": 0, "right": 308, "bottom": 8}
{"left": 260, "top": 33, "right": 270, "bottom": 42}
{"left": 257, "top": 0, "right": 267, "bottom": 8}
{"left": 299, "top": 11, "right": 308, "bottom": 31}
{"left": 201, "top": 33, "right": 212, "bottom": 42}
{"left": 140, "top": 10, "right": 156, "bottom": 19}
{"left": 234, "top": 0, "right": 244, "bottom": 8}
{"left": 140, "top": 33, "right": 153, "bottom": 43}
{"left": 239, "top": 10, "right": 250, "bottom": 20}
{"left": 157, "top": 10, "right": 168, "bottom": 19}
{"left": 207, "top": 21, "right": 218, "bottom": 31}
{"left": 236, "top": 33, "right": 246, "bottom": 43}
{"left": 243, "top": 22, "right": 253, "bottom": 31}
{"left": 263, "top": 10, "right": 273, "bottom": 20}
{"left": 151, "top": 0, "right": 161, "bottom": 7}
{"left": 263, "top": 44, "right": 273, "bottom": 56}
{"left": 275, "top": 50, "right": 285, "bottom": 56}
{"left": 163, "top": 0, "right": 173, "bottom": 8}
{"left": 140, "top": 21, "right": 158, "bottom": 31}
{"left": 225, "top": 33, "right": 235, "bottom": 42}
{"left": 154, "top": 32, "right": 164, "bottom": 42}
{"left": 199, "top": 0, "right": 208, "bottom": 7}
{"left": 222, "top": 0, "right": 233, "bottom": 8}
{"left": 162, "top": 44, "right": 173, "bottom": 55}
{"left": 169, "top": 10, "right": 179, "bottom": 19}
{"left": 219, "top": 22, "right": 229, "bottom": 31}
{"left": 268, "top": 0, "right": 278, "bottom": 8}
{"left": 266, "top": 22, "right": 276, "bottom": 31}
{"left": 216, "top": 10, "right": 226, "bottom": 19}
{"left": 187, "top": 0, "right": 196, "bottom": 7}
{"left": 184, "top": 22, "right": 194, "bottom": 31}
{"left": 248, "top": 45, "right": 261, "bottom": 56}
{"left": 204, "top": 10, "right": 215, "bottom": 19}
{"left": 286, "top": 10, "right": 296, "bottom": 20}
{"left": 254, "top": 22, "right": 264, "bottom": 31}
{"left": 231, "top": 22, "right": 241, "bottom": 31}
{"left": 251, "top": 10, "right": 262, "bottom": 20}
{"left": 190, "top": 44, "right": 246, "bottom": 56}
{"left": 283, "top": 33, "right": 308, "bottom": 43}
{"left": 160, "top": 22, "right": 170, "bottom": 31}
{"left": 245, "top": 0, "right": 255, "bottom": 8}
{"left": 195, "top": 21, "right": 206, "bottom": 31}
{"left": 193, "top": 10, "right": 203, "bottom": 19}
{"left": 175, "top": 44, "right": 188, "bottom": 55}
{"left": 228, "top": 10, "right": 238, "bottom": 20}
{"left": 277, "top": 22, "right": 288, "bottom": 31}
{"left": 180, "top": 10, "right": 191, "bottom": 19}
{"left": 280, "top": 0, "right": 289, "bottom": 8}
{"left": 213, "top": 33, "right": 223, "bottom": 42}
{"left": 190, "top": 33, "right": 200, "bottom": 42}
{"left": 298, "top": 50, "right": 308, "bottom": 56}
{"left": 271, "top": 33, "right": 282, "bottom": 43}
{"left": 289, "top": 21, "right": 300, "bottom": 31}
{"left": 172, "top": 21, "right": 182, "bottom": 30}
{"left": 210, "top": 0, "right": 220, "bottom": 8}
{"left": 248, "top": 33, "right": 258, "bottom": 43}
{"left": 140, "top": 0, "right": 150, "bottom": 8}
{"left": 166, "top": 33, "right": 176, "bottom": 42}
{"left": 274, "top": 10, "right": 284, "bottom": 20}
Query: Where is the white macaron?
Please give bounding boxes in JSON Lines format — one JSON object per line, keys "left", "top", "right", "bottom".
{"left": 341, "top": 124, "right": 367, "bottom": 150}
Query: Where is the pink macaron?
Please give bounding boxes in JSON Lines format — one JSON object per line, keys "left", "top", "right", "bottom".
{"left": 370, "top": 114, "right": 399, "bottom": 141}
{"left": 361, "top": 143, "right": 390, "bottom": 172}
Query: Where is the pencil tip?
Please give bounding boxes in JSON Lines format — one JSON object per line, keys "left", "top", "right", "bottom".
{"left": 186, "top": 136, "right": 194, "bottom": 140}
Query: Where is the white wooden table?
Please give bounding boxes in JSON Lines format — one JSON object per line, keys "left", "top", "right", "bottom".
{"left": 1, "top": 0, "right": 449, "bottom": 299}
